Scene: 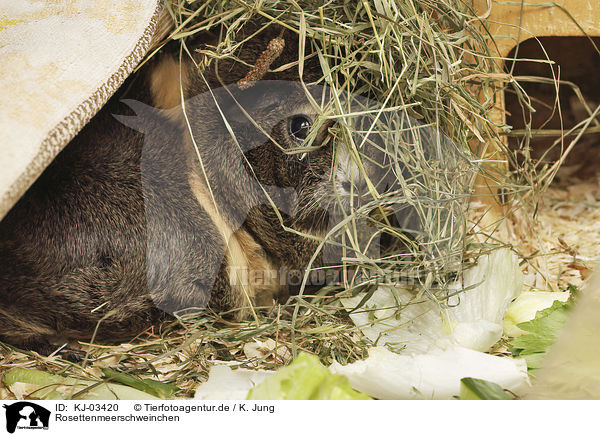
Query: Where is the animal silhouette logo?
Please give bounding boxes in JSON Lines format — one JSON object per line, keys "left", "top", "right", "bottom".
{"left": 116, "top": 80, "right": 473, "bottom": 315}
{"left": 3, "top": 402, "right": 50, "bottom": 433}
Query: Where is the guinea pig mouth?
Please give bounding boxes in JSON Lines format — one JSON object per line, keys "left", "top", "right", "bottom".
{"left": 334, "top": 177, "right": 384, "bottom": 209}
{"left": 292, "top": 174, "right": 382, "bottom": 225}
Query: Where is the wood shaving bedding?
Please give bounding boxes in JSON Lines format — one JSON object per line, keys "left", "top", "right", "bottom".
{"left": 474, "top": 166, "right": 600, "bottom": 294}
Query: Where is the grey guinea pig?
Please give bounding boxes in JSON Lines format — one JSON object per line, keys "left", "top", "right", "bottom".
{"left": 0, "top": 24, "right": 392, "bottom": 354}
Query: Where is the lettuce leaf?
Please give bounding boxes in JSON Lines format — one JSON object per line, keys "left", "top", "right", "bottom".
{"left": 247, "top": 353, "right": 371, "bottom": 400}
{"left": 460, "top": 377, "right": 511, "bottom": 400}
{"left": 509, "top": 299, "right": 572, "bottom": 370}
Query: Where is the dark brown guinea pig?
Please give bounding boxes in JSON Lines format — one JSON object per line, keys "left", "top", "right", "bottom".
{"left": 0, "top": 23, "right": 396, "bottom": 355}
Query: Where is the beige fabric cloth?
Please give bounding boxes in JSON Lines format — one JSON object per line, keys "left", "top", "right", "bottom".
{"left": 0, "top": 0, "right": 162, "bottom": 219}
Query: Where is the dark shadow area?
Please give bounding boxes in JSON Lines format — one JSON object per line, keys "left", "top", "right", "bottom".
{"left": 505, "top": 36, "right": 600, "bottom": 179}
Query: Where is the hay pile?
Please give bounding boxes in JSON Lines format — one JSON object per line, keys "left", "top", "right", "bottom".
{"left": 160, "top": 0, "right": 513, "bottom": 302}
{"left": 2, "top": 0, "right": 595, "bottom": 399}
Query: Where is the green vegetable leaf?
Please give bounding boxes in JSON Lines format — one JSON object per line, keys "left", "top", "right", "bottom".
{"left": 101, "top": 368, "right": 180, "bottom": 399}
{"left": 509, "top": 299, "right": 572, "bottom": 370}
{"left": 460, "top": 377, "right": 511, "bottom": 400}
{"left": 3, "top": 368, "right": 158, "bottom": 400}
{"left": 247, "top": 352, "right": 371, "bottom": 400}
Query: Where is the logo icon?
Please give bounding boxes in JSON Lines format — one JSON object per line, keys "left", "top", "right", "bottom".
{"left": 3, "top": 402, "right": 50, "bottom": 433}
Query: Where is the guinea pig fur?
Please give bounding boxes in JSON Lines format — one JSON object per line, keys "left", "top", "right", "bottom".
{"left": 0, "top": 24, "right": 392, "bottom": 354}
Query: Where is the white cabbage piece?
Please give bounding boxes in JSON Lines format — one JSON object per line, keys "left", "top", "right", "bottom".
{"left": 342, "top": 248, "right": 523, "bottom": 353}
{"left": 335, "top": 249, "right": 529, "bottom": 399}
{"left": 194, "top": 365, "right": 273, "bottom": 400}
{"left": 330, "top": 346, "right": 529, "bottom": 399}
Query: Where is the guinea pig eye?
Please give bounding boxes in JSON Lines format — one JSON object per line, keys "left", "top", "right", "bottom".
{"left": 288, "top": 115, "right": 313, "bottom": 142}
